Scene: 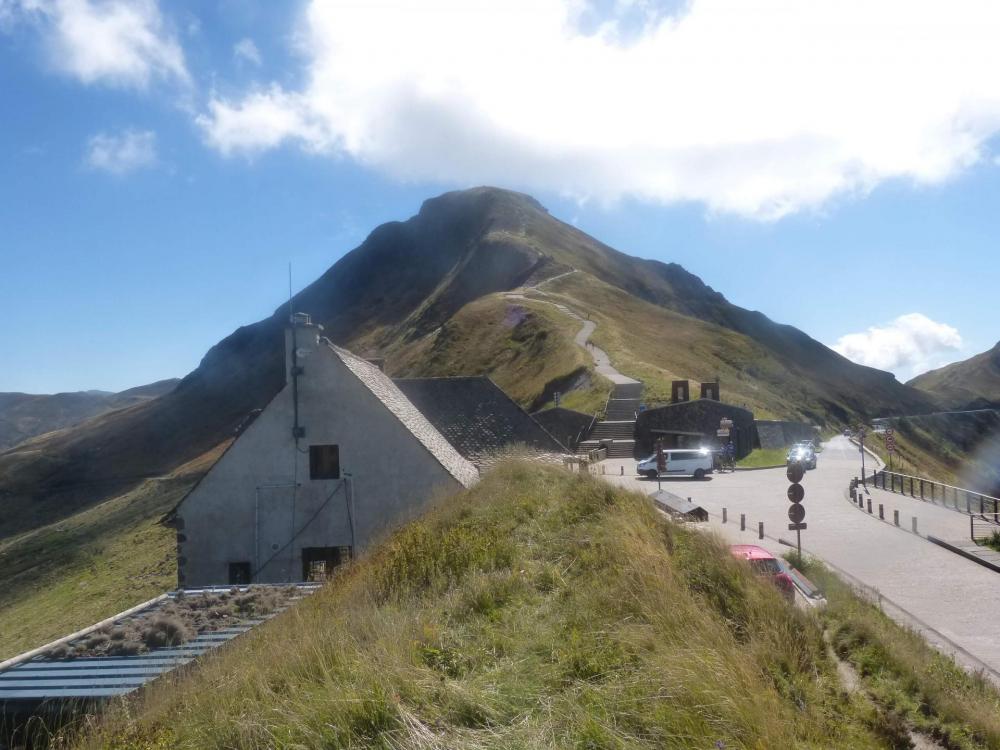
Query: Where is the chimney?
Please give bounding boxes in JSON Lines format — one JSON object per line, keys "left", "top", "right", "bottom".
{"left": 700, "top": 381, "right": 720, "bottom": 401}
{"left": 671, "top": 380, "right": 690, "bottom": 404}
{"left": 285, "top": 312, "right": 323, "bottom": 385}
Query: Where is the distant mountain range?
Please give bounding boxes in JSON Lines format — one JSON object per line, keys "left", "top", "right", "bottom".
{"left": 909, "top": 341, "right": 1000, "bottom": 408}
{"left": 0, "top": 187, "right": 941, "bottom": 542}
{"left": 0, "top": 379, "right": 178, "bottom": 451}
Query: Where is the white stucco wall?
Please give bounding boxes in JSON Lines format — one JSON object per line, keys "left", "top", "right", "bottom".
{"left": 175, "top": 326, "right": 471, "bottom": 587}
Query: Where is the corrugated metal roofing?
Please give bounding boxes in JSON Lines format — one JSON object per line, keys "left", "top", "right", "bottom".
{"left": 0, "top": 584, "right": 320, "bottom": 704}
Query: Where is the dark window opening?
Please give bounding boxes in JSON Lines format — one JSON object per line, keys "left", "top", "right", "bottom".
{"left": 309, "top": 444, "right": 340, "bottom": 480}
{"left": 229, "top": 562, "right": 251, "bottom": 585}
{"left": 301, "top": 546, "right": 352, "bottom": 581}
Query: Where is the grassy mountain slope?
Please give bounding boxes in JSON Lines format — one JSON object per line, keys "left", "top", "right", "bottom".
{"left": 0, "top": 443, "right": 225, "bottom": 660}
{"left": 909, "top": 342, "right": 1000, "bottom": 408}
{"left": 0, "top": 379, "right": 178, "bottom": 451}
{"left": 65, "top": 462, "right": 892, "bottom": 750}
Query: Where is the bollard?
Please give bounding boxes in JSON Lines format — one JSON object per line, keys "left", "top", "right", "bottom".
{"left": 867, "top": 498, "right": 872, "bottom": 514}
{"left": 850, "top": 488, "right": 856, "bottom": 501}
{"left": 741, "top": 513, "right": 746, "bottom": 531}
{"left": 878, "top": 504, "right": 884, "bottom": 520}
{"left": 758, "top": 521, "right": 764, "bottom": 540}
{"left": 620, "top": 466, "right": 624, "bottom": 476}
{"left": 894, "top": 509, "right": 899, "bottom": 526}
{"left": 912, "top": 516, "right": 918, "bottom": 534}
{"left": 966, "top": 495, "right": 971, "bottom": 514}
{"left": 601, "top": 465, "right": 605, "bottom": 475}
{"left": 723, "top": 507, "right": 728, "bottom": 523}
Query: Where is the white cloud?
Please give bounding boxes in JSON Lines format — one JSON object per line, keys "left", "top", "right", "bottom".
{"left": 5, "top": 0, "right": 187, "bottom": 88}
{"left": 84, "top": 128, "right": 157, "bottom": 174}
{"left": 831, "top": 313, "right": 963, "bottom": 379}
{"left": 195, "top": 0, "right": 1000, "bottom": 219}
{"left": 233, "top": 37, "right": 261, "bottom": 67}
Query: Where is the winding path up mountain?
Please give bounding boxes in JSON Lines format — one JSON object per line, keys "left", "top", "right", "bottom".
{"left": 511, "top": 270, "right": 640, "bottom": 386}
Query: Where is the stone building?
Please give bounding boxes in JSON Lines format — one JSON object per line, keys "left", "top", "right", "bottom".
{"left": 170, "top": 316, "right": 479, "bottom": 588}
{"left": 634, "top": 380, "right": 755, "bottom": 458}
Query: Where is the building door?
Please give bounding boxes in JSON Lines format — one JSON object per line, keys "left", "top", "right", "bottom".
{"left": 256, "top": 483, "right": 297, "bottom": 582}
{"left": 301, "top": 546, "right": 352, "bottom": 581}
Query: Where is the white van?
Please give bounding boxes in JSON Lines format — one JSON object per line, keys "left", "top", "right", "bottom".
{"left": 637, "top": 449, "right": 714, "bottom": 480}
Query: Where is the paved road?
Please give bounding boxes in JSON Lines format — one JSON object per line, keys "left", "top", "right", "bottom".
{"left": 596, "top": 437, "right": 1000, "bottom": 678}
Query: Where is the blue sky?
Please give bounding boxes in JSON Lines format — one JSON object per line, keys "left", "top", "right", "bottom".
{"left": 1, "top": 0, "right": 999, "bottom": 393}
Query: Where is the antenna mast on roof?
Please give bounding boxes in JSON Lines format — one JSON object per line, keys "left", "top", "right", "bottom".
{"left": 288, "top": 262, "right": 294, "bottom": 323}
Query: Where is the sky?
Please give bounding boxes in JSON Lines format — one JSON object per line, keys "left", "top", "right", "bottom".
{"left": 2, "top": 0, "right": 1000, "bottom": 394}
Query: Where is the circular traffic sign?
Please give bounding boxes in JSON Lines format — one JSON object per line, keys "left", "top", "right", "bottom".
{"left": 788, "top": 503, "right": 805, "bottom": 523}
{"left": 787, "top": 484, "right": 805, "bottom": 503}
{"left": 786, "top": 463, "right": 805, "bottom": 484}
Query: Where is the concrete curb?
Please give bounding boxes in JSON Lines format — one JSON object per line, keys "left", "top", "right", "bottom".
{"left": 927, "top": 536, "right": 1000, "bottom": 575}
{"left": 734, "top": 464, "right": 785, "bottom": 472}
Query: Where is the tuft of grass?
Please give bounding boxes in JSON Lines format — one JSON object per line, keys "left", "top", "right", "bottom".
{"left": 56, "top": 461, "right": 899, "bottom": 749}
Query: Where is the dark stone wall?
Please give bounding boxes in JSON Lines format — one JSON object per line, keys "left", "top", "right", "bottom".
{"left": 635, "top": 400, "right": 755, "bottom": 458}
{"left": 531, "top": 407, "right": 594, "bottom": 450}
{"left": 754, "top": 420, "right": 818, "bottom": 450}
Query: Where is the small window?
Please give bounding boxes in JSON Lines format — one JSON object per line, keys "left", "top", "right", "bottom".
{"left": 309, "top": 444, "right": 340, "bottom": 480}
{"left": 229, "top": 562, "right": 251, "bottom": 585}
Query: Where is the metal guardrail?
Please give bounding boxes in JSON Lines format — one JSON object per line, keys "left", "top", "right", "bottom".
{"left": 873, "top": 470, "right": 1000, "bottom": 519}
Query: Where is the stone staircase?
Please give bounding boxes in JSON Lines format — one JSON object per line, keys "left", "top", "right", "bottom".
{"left": 577, "top": 382, "right": 643, "bottom": 459}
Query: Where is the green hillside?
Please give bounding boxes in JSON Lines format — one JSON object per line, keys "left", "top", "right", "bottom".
{"left": 0, "top": 444, "right": 225, "bottom": 661}
{"left": 909, "top": 342, "right": 1000, "bottom": 408}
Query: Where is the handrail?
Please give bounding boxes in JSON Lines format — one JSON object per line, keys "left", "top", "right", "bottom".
{"left": 875, "top": 469, "right": 1000, "bottom": 506}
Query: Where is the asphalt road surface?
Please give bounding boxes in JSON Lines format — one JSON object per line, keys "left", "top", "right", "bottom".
{"left": 597, "top": 436, "right": 1000, "bottom": 679}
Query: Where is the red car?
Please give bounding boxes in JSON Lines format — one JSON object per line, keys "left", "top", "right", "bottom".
{"left": 729, "top": 545, "right": 795, "bottom": 601}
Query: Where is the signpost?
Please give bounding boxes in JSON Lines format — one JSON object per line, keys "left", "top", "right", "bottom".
{"left": 885, "top": 428, "right": 895, "bottom": 472}
{"left": 787, "top": 462, "right": 806, "bottom": 558}
{"left": 858, "top": 427, "right": 867, "bottom": 487}
{"left": 656, "top": 440, "right": 666, "bottom": 492}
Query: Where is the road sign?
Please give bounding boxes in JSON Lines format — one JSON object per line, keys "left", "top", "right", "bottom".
{"left": 786, "top": 463, "right": 805, "bottom": 484}
{"left": 786, "top": 459, "right": 806, "bottom": 555}
{"left": 885, "top": 429, "right": 896, "bottom": 453}
{"left": 656, "top": 445, "right": 666, "bottom": 473}
{"left": 716, "top": 428, "right": 730, "bottom": 437}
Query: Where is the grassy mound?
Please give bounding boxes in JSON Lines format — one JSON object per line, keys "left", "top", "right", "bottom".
{"left": 62, "top": 462, "right": 892, "bottom": 749}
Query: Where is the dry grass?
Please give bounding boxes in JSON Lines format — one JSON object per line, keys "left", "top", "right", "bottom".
{"left": 51, "top": 461, "right": 894, "bottom": 750}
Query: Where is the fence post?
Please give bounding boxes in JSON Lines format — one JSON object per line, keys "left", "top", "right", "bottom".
{"left": 740, "top": 513, "right": 746, "bottom": 531}
{"left": 966, "top": 495, "right": 971, "bottom": 514}
{"left": 920, "top": 480, "right": 924, "bottom": 500}
{"left": 601, "top": 465, "right": 605, "bottom": 475}
{"left": 722, "top": 507, "right": 727, "bottom": 523}
{"left": 971, "top": 514, "right": 974, "bottom": 542}
{"left": 912, "top": 516, "right": 918, "bottom": 534}
{"left": 894, "top": 509, "right": 900, "bottom": 526}
{"left": 758, "top": 521, "right": 764, "bottom": 540}
{"left": 879, "top": 504, "right": 884, "bottom": 520}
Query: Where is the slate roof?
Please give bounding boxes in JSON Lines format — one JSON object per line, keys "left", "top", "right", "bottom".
{"left": 393, "top": 377, "right": 568, "bottom": 465}
{"left": 328, "top": 345, "right": 480, "bottom": 488}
